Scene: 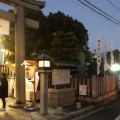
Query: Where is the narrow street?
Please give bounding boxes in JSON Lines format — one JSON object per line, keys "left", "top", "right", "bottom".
{"left": 70, "top": 95, "right": 120, "bottom": 120}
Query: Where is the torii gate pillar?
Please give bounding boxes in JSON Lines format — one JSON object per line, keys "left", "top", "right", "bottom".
{"left": 15, "top": 5, "right": 25, "bottom": 104}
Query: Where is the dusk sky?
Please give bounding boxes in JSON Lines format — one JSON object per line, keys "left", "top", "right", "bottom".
{"left": 0, "top": 0, "right": 120, "bottom": 52}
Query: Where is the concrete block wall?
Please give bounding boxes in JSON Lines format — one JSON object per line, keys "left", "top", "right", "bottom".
{"left": 48, "top": 88, "right": 76, "bottom": 108}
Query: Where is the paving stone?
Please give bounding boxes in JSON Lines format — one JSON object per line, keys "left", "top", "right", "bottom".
{"left": 13, "top": 114, "right": 32, "bottom": 120}
{"left": 0, "top": 97, "right": 94, "bottom": 120}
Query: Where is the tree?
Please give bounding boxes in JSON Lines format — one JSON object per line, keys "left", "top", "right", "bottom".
{"left": 50, "top": 31, "right": 81, "bottom": 64}
{"left": 46, "top": 11, "right": 89, "bottom": 48}
{"left": 46, "top": 11, "right": 91, "bottom": 62}
{"left": 24, "top": 10, "right": 48, "bottom": 59}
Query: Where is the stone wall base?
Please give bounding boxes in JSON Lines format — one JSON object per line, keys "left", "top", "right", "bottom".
{"left": 48, "top": 88, "right": 76, "bottom": 108}
{"left": 77, "top": 90, "right": 117, "bottom": 107}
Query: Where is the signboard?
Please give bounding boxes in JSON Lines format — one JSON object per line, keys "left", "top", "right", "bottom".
{"left": 0, "top": 18, "right": 9, "bottom": 35}
{"left": 26, "top": 72, "right": 39, "bottom": 92}
{"left": 52, "top": 69, "right": 70, "bottom": 85}
{"left": 79, "top": 85, "right": 87, "bottom": 95}
{"left": 25, "top": 65, "right": 35, "bottom": 81}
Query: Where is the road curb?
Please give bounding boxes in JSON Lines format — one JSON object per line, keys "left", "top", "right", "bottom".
{"left": 58, "top": 106, "right": 95, "bottom": 120}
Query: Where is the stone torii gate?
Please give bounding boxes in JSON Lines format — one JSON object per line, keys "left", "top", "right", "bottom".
{"left": 0, "top": 0, "right": 45, "bottom": 104}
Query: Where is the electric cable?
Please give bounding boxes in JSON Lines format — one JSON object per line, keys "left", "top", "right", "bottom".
{"left": 77, "top": 0, "right": 120, "bottom": 25}
{"left": 107, "top": 0, "right": 120, "bottom": 11}
{"left": 83, "top": 0, "right": 120, "bottom": 23}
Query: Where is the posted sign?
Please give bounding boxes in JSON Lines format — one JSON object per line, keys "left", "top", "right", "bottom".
{"left": 25, "top": 66, "right": 35, "bottom": 81}
{"left": 79, "top": 85, "right": 87, "bottom": 95}
{"left": 0, "top": 19, "right": 10, "bottom": 35}
{"left": 52, "top": 69, "right": 70, "bottom": 85}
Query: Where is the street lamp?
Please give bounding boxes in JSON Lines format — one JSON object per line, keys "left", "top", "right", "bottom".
{"left": 111, "top": 64, "right": 120, "bottom": 72}
{"left": 110, "top": 63, "right": 120, "bottom": 91}
{"left": 39, "top": 59, "right": 50, "bottom": 68}
{"left": 36, "top": 52, "right": 52, "bottom": 115}
{"left": 37, "top": 53, "right": 51, "bottom": 69}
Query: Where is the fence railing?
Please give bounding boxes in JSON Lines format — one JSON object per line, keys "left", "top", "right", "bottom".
{"left": 71, "top": 75, "right": 117, "bottom": 98}
{"left": 0, "top": 65, "right": 10, "bottom": 75}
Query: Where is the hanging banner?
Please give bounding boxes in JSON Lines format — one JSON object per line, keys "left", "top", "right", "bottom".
{"left": 110, "top": 41, "right": 114, "bottom": 66}
{"left": 0, "top": 18, "right": 10, "bottom": 35}
{"left": 104, "top": 41, "right": 110, "bottom": 72}
{"left": 97, "top": 39, "right": 101, "bottom": 75}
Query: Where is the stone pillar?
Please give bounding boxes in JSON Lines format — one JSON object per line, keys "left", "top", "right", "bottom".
{"left": 39, "top": 70, "right": 52, "bottom": 115}
{"left": 40, "top": 71, "right": 48, "bottom": 115}
{"left": 15, "top": 5, "right": 25, "bottom": 104}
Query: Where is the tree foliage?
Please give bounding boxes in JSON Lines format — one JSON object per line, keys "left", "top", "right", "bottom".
{"left": 46, "top": 11, "right": 91, "bottom": 63}
{"left": 50, "top": 31, "right": 81, "bottom": 64}
{"left": 46, "top": 11, "right": 89, "bottom": 50}
{"left": 24, "top": 10, "right": 48, "bottom": 59}
{"left": 87, "top": 58, "right": 97, "bottom": 77}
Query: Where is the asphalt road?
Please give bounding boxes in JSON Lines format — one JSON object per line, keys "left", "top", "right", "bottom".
{"left": 70, "top": 95, "right": 120, "bottom": 120}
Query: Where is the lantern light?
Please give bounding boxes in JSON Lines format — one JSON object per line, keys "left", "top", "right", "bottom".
{"left": 35, "top": 52, "right": 52, "bottom": 70}
{"left": 39, "top": 60, "right": 50, "bottom": 67}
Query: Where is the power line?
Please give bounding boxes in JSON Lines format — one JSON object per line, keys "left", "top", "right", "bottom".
{"left": 71, "top": 0, "right": 120, "bottom": 35}
{"left": 107, "top": 0, "right": 120, "bottom": 11}
{"left": 89, "top": 20, "right": 108, "bottom": 35}
{"left": 89, "top": 6, "right": 120, "bottom": 35}
{"left": 77, "top": 0, "right": 120, "bottom": 25}
{"left": 83, "top": 0, "right": 120, "bottom": 23}
{"left": 71, "top": 0, "right": 109, "bottom": 35}
{"left": 71, "top": 0, "right": 105, "bottom": 19}
{"left": 71, "top": 0, "right": 97, "bottom": 15}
